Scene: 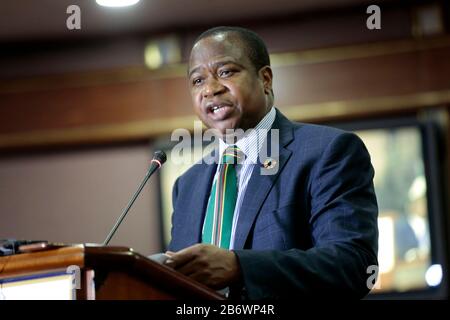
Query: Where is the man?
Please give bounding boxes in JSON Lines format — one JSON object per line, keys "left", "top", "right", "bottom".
{"left": 165, "top": 26, "right": 378, "bottom": 299}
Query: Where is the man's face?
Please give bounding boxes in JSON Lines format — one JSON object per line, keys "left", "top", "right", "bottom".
{"left": 188, "top": 33, "right": 272, "bottom": 136}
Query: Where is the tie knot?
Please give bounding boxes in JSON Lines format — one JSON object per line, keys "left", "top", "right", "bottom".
{"left": 221, "top": 146, "right": 243, "bottom": 165}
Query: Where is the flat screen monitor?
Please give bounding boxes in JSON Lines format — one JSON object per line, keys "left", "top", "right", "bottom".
{"left": 330, "top": 116, "right": 448, "bottom": 299}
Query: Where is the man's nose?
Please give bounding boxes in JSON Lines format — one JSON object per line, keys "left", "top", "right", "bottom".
{"left": 202, "top": 77, "right": 225, "bottom": 98}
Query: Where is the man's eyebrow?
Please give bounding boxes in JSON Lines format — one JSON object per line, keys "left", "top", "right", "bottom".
{"left": 188, "top": 66, "right": 201, "bottom": 79}
{"left": 213, "top": 60, "right": 242, "bottom": 69}
{"left": 188, "top": 60, "right": 243, "bottom": 78}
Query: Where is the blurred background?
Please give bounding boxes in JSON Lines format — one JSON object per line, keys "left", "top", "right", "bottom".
{"left": 0, "top": 0, "right": 449, "bottom": 299}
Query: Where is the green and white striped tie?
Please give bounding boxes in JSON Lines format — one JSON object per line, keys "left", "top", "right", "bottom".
{"left": 202, "top": 146, "right": 242, "bottom": 249}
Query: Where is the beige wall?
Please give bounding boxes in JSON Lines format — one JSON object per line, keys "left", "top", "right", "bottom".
{"left": 0, "top": 144, "right": 162, "bottom": 256}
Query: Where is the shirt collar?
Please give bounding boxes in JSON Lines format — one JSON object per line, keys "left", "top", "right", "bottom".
{"left": 219, "top": 107, "right": 276, "bottom": 164}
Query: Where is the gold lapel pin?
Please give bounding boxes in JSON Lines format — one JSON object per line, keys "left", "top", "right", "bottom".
{"left": 263, "top": 158, "right": 277, "bottom": 169}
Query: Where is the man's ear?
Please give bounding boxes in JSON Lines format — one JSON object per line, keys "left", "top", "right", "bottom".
{"left": 259, "top": 66, "right": 273, "bottom": 95}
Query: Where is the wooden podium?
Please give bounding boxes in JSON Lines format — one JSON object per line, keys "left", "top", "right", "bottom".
{"left": 0, "top": 244, "right": 225, "bottom": 300}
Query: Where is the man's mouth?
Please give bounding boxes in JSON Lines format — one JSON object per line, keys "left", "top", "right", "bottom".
{"left": 207, "top": 103, "right": 231, "bottom": 113}
{"left": 206, "top": 103, "right": 234, "bottom": 120}
{"left": 210, "top": 105, "right": 227, "bottom": 113}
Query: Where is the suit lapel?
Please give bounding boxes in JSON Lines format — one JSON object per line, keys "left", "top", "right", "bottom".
{"left": 233, "top": 110, "right": 294, "bottom": 249}
{"left": 189, "top": 159, "right": 217, "bottom": 245}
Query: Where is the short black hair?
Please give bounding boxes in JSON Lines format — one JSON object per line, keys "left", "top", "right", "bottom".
{"left": 193, "top": 26, "right": 270, "bottom": 72}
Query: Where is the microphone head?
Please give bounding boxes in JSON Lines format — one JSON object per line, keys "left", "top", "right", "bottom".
{"left": 153, "top": 150, "right": 167, "bottom": 165}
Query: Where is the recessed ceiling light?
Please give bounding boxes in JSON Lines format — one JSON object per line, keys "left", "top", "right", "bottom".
{"left": 96, "top": 0, "right": 140, "bottom": 8}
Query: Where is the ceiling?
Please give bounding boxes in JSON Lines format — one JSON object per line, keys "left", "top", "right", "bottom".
{"left": 0, "top": 0, "right": 384, "bottom": 42}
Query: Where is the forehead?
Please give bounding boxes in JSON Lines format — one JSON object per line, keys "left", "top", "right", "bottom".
{"left": 189, "top": 33, "right": 251, "bottom": 73}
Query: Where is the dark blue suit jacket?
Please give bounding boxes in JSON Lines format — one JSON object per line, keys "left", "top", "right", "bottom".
{"left": 169, "top": 109, "right": 378, "bottom": 299}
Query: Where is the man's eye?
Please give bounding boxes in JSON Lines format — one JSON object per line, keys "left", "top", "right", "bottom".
{"left": 193, "top": 78, "right": 203, "bottom": 86}
{"left": 219, "top": 70, "right": 233, "bottom": 77}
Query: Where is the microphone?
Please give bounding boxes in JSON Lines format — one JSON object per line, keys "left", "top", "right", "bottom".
{"left": 103, "top": 150, "right": 167, "bottom": 246}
